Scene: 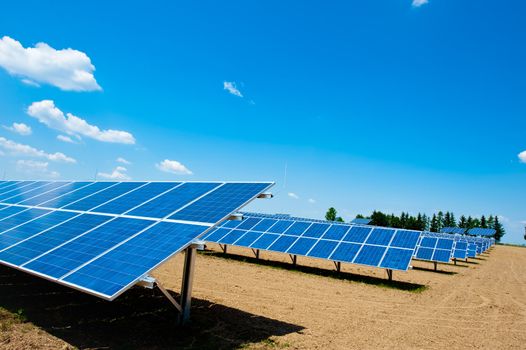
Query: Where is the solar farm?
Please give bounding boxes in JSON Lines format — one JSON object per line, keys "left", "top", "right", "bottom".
{"left": 0, "top": 180, "right": 524, "bottom": 349}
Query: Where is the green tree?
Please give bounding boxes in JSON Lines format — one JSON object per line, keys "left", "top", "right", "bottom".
{"left": 494, "top": 216, "right": 505, "bottom": 241}
{"left": 458, "top": 215, "right": 467, "bottom": 228}
{"left": 480, "top": 215, "right": 487, "bottom": 228}
{"left": 430, "top": 214, "right": 439, "bottom": 232}
{"left": 325, "top": 207, "right": 337, "bottom": 221}
{"left": 370, "top": 211, "right": 389, "bottom": 227}
{"left": 487, "top": 215, "right": 495, "bottom": 229}
{"left": 437, "top": 211, "right": 444, "bottom": 231}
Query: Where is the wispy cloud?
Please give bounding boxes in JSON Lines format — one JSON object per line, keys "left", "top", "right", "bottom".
{"left": 116, "top": 157, "right": 131, "bottom": 165}
{"left": 97, "top": 166, "right": 131, "bottom": 180}
{"left": 288, "top": 192, "right": 299, "bottom": 199}
{"left": 16, "top": 159, "right": 60, "bottom": 178}
{"left": 308, "top": 198, "right": 316, "bottom": 204}
{"left": 56, "top": 135, "right": 75, "bottom": 143}
{"left": 0, "top": 136, "right": 75, "bottom": 163}
{"left": 156, "top": 159, "right": 192, "bottom": 175}
{"left": 224, "top": 81, "right": 243, "bottom": 97}
{"left": 518, "top": 150, "right": 526, "bottom": 163}
{"left": 412, "top": 0, "right": 428, "bottom": 7}
{"left": 0, "top": 36, "right": 101, "bottom": 91}
{"left": 27, "top": 100, "right": 135, "bottom": 145}
{"left": 3, "top": 122, "right": 32, "bottom": 136}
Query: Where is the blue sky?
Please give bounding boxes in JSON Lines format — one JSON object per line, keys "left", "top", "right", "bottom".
{"left": 0, "top": 1, "right": 524, "bottom": 243}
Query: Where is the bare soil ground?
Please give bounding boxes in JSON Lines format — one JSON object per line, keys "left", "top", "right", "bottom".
{"left": 0, "top": 244, "right": 525, "bottom": 349}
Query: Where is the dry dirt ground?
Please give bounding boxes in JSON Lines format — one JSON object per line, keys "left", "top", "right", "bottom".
{"left": 0, "top": 244, "right": 525, "bottom": 349}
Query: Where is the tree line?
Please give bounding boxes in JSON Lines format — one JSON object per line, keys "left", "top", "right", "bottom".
{"left": 324, "top": 207, "right": 505, "bottom": 241}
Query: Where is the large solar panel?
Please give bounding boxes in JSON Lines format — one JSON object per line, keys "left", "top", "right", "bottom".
{"left": 351, "top": 218, "right": 372, "bottom": 225}
{"left": 203, "top": 213, "right": 422, "bottom": 271}
{"left": 440, "top": 227, "right": 466, "bottom": 235}
{"left": 0, "top": 180, "right": 273, "bottom": 300}
{"left": 467, "top": 228, "right": 496, "bottom": 237}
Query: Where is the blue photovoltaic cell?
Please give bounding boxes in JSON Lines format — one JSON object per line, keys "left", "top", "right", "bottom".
{"left": 17, "top": 182, "right": 92, "bottom": 206}
{"left": 94, "top": 182, "right": 181, "bottom": 214}
{"left": 436, "top": 238, "right": 454, "bottom": 250}
{"left": 390, "top": 230, "right": 420, "bottom": 249}
{"left": 351, "top": 218, "right": 372, "bottom": 225}
{"left": 0, "top": 214, "right": 112, "bottom": 266}
{"left": 416, "top": 247, "right": 434, "bottom": 260}
{"left": 380, "top": 248, "right": 414, "bottom": 270}
{"left": 343, "top": 226, "right": 372, "bottom": 243}
{"left": 236, "top": 217, "right": 261, "bottom": 230}
{"left": 0, "top": 182, "right": 17, "bottom": 191}
{"left": 222, "top": 220, "right": 243, "bottom": 229}
{"left": 0, "top": 182, "right": 29, "bottom": 194}
{"left": 2, "top": 182, "right": 70, "bottom": 204}
{"left": 269, "top": 235, "right": 298, "bottom": 252}
{"left": 0, "top": 206, "right": 27, "bottom": 220}
{"left": 128, "top": 182, "right": 220, "bottom": 219}
{"left": 218, "top": 229, "right": 245, "bottom": 244}
{"left": 63, "top": 222, "right": 205, "bottom": 297}
{"left": 64, "top": 182, "right": 145, "bottom": 211}
{"left": 330, "top": 242, "right": 361, "bottom": 263}
{"left": 307, "top": 240, "right": 338, "bottom": 259}
{"left": 251, "top": 233, "right": 279, "bottom": 250}
{"left": 354, "top": 245, "right": 386, "bottom": 266}
{"left": 0, "top": 210, "right": 76, "bottom": 250}
{"left": 420, "top": 237, "right": 437, "bottom": 248}
{"left": 252, "top": 219, "right": 277, "bottom": 232}
{"left": 285, "top": 222, "right": 312, "bottom": 236}
{"left": 432, "top": 249, "right": 451, "bottom": 263}
{"left": 287, "top": 237, "right": 316, "bottom": 255}
{"left": 235, "top": 231, "right": 263, "bottom": 247}
{"left": 453, "top": 248, "right": 467, "bottom": 259}
{"left": 25, "top": 218, "right": 153, "bottom": 278}
{"left": 266, "top": 220, "right": 294, "bottom": 234}
{"left": 169, "top": 183, "right": 271, "bottom": 223}
{"left": 204, "top": 228, "right": 231, "bottom": 242}
{"left": 365, "top": 228, "right": 395, "bottom": 246}
{"left": 0, "top": 208, "right": 51, "bottom": 234}
{"left": 322, "top": 225, "right": 350, "bottom": 241}
{"left": 302, "top": 223, "right": 329, "bottom": 238}
{"left": 37, "top": 182, "right": 115, "bottom": 208}
{"left": 0, "top": 181, "right": 50, "bottom": 201}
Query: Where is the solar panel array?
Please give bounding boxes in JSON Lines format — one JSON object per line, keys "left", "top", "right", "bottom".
{"left": 203, "top": 213, "right": 422, "bottom": 271}
{"left": 351, "top": 218, "right": 373, "bottom": 225}
{"left": 440, "top": 227, "right": 467, "bottom": 235}
{"left": 0, "top": 180, "right": 273, "bottom": 300}
{"left": 467, "top": 228, "right": 496, "bottom": 237}
{"left": 414, "top": 234, "right": 455, "bottom": 263}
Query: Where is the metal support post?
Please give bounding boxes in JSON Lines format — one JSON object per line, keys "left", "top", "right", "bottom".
{"left": 433, "top": 261, "right": 438, "bottom": 271}
{"left": 289, "top": 254, "right": 297, "bottom": 265}
{"left": 386, "top": 269, "right": 393, "bottom": 281}
{"left": 220, "top": 244, "right": 227, "bottom": 254}
{"left": 334, "top": 261, "right": 341, "bottom": 273}
{"left": 179, "top": 245, "right": 197, "bottom": 325}
{"left": 453, "top": 258, "right": 457, "bottom": 265}
{"left": 251, "top": 248, "right": 260, "bottom": 259}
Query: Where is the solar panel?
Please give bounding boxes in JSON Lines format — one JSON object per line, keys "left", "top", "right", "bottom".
{"left": 467, "top": 228, "right": 496, "bottom": 237}
{"left": 351, "top": 218, "right": 372, "bottom": 225}
{"left": 440, "top": 227, "right": 466, "bottom": 235}
{"left": 414, "top": 234, "right": 454, "bottom": 263}
{"left": 203, "top": 213, "right": 423, "bottom": 271}
{"left": 0, "top": 180, "right": 273, "bottom": 300}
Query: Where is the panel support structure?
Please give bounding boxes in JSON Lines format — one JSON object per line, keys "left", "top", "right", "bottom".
{"left": 251, "top": 248, "right": 260, "bottom": 259}
{"left": 289, "top": 254, "right": 297, "bottom": 266}
{"left": 433, "top": 261, "right": 438, "bottom": 271}
{"left": 386, "top": 269, "right": 393, "bottom": 281}
{"left": 334, "top": 261, "right": 341, "bottom": 273}
{"left": 220, "top": 244, "right": 227, "bottom": 254}
{"left": 179, "top": 244, "right": 197, "bottom": 325}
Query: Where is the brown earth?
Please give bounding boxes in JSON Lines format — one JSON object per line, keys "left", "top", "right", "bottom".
{"left": 0, "top": 244, "right": 525, "bottom": 349}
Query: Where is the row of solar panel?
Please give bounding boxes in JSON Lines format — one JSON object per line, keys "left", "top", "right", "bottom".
{"left": 203, "top": 214, "right": 422, "bottom": 271}
{"left": 0, "top": 181, "right": 270, "bottom": 224}
{"left": 0, "top": 181, "right": 273, "bottom": 299}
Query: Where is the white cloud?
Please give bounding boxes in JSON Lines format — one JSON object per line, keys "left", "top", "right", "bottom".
{"left": 116, "top": 157, "right": 131, "bottom": 165}
{"left": 21, "top": 78, "right": 40, "bottom": 87}
{"left": 156, "top": 159, "right": 192, "bottom": 175}
{"left": 57, "top": 135, "right": 75, "bottom": 143}
{"left": 224, "top": 81, "right": 243, "bottom": 97}
{"left": 27, "top": 100, "right": 135, "bottom": 144}
{"left": 3, "top": 122, "right": 32, "bottom": 136}
{"left": 16, "top": 159, "right": 60, "bottom": 178}
{"left": 412, "top": 0, "right": 428, "bottom": 7}
{"left": 0, "top": 136, "right": 75, "bottom": 163}
{"left": 518, "top": 150, "right": 526, "bottom": 163}
{"left": 308, "top": 198, "right": 316, "bottom": 204}
{"left": 97, "top": 166, "right": 131, "bottom": 180}
{"left": 0, "top": 36, "right": 101, "bottom": 91}
{"left": 288, "top": 192, "right": 299, "bottom": 199}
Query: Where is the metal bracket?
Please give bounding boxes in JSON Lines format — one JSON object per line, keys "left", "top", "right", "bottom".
{"left": 228, "top": 213, "right": 244, "bottom": 221}
{"left": 257, "top": 193, "right": 273, "bottom": 199}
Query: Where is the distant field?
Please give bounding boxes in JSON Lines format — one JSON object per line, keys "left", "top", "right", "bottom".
{"left": 0, "top": 245, "right": 525, "bottom": 349}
